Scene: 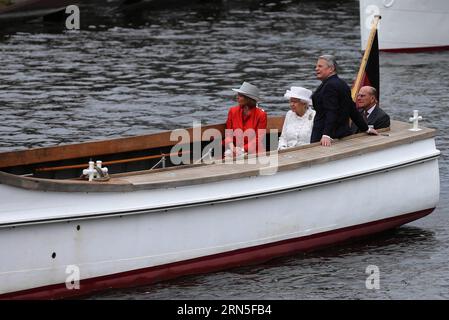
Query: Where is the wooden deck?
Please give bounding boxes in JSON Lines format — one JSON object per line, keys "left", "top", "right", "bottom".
{"left": 0, "top": 120, "right": 437, "bottom": 192}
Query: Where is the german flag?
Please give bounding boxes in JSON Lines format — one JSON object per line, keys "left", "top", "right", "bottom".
{"left": 352, "top": 16, "right": 380, "bottom": 105}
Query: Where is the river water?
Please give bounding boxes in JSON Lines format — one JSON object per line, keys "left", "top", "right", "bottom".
{"left": 1, "top": 0, "right": 448, "bottom": 299}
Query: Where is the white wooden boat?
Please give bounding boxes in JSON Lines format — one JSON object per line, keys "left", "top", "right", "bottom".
{"left": 360, "top": 0, "right": 449, "bottom": 52}
{"left": 0, "top": 117, "right": 440, "bottom": 299}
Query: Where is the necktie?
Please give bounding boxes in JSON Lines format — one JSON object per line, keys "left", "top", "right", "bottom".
{"left": 363, "top": 110, "right": 369, "bottom": 123}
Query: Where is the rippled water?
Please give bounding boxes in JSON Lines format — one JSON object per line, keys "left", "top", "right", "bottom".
{"left": 1, "top": 0, "right": 448, "bottom": 299}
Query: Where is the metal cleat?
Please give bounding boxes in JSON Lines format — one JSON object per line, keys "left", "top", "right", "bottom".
{"left": 95, "top": 161, "right": 109, "bottom": 178}
{"left": 409, "top": 110, "right": 422, "bottom": 131}
{"left": 82, "top": 161, "right": 96, "bottom": 182}
{"left": 82, "top": 160, "right": 109, "bottom": 181}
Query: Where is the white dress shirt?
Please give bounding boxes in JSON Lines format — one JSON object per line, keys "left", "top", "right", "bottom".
{"left": 365, "top": 104, "right": 376, "bottom": 118}
{"left": 278, "top": 108, "right": 316, "bottom": 150}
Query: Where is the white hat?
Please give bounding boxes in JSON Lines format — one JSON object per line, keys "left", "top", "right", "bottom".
{"left": 232, "top": 81, "right": 261, "bottom": 102}
{"left": 284, "top": 86, "right": 312, "bottom": 105}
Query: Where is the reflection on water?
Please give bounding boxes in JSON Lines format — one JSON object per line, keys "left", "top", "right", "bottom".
{"left": 1, "top": 0, "right": 448, "bottom": 299}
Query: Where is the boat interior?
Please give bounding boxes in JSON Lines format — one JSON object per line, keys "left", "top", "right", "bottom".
{"left": 0, "top": 117, "right": 439, "bottom": 193}
{"left": 0, "top": 117, "right": 286, "bottom": 180}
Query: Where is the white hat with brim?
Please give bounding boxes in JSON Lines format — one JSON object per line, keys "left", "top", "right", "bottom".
{"left": 284, "top": 86, "right": 312, "bottom": 105}
{"left": 232, "top": 81, "right": 261, "bottom": 102}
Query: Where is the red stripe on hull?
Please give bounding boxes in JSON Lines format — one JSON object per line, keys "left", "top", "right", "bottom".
{"left": 1, "top": 208, "right": 434, "bottom": 300}
{"left": 381, "top": 45, "right": 449, "bottom": 53}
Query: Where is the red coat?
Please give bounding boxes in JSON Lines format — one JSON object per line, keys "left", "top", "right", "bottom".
{"left": 224, "top": 105, "right": 267, "bottom": 154}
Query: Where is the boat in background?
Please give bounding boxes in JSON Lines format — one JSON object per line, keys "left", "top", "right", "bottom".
{"left": 0, "top": 0, "right": 73, "bottom": 22}
{"left": 360, "top": 0, "right": 449, "bottom": 52}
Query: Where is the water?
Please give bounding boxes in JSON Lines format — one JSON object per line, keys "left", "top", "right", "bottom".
{"left": 1, "top": 0, "right": 448, "bottom": 299}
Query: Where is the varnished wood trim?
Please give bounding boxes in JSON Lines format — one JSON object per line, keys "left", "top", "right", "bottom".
{"left": 35, "top": 151, "right": 193, "bottom": 173}
{"left": 0, "top": 170, "right": 134, "bottom": 192}
{"left": 0, "top": 117, "right": 285, "bottom": 168}
{"left": 0, "top": 121, "right": 438, "bottom": 192}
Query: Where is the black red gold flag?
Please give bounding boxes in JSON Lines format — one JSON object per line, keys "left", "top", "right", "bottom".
{"left": 352, "top": 16, "right": 381, "bottom": 105}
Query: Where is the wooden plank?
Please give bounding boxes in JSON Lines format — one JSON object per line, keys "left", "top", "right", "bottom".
{"left": 34, "top": 150, "right": 193, "bottom": 173}
{"left": 122, "top": 121, "right": 436, "bottom": 189}
{"left": 0, "top": 117, "right": 285, "bottom": 168}
{"left": 0, "top": 170, "right": 133, "bottom": 192}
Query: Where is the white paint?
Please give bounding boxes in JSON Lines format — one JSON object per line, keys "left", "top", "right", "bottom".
{"left": 364, "top": 5, "right": 380, "bottom": 30}
{"left": 360, "top": 0, "right": 449, "bottom": 50}
{"left": 82, "top": 161, "right": 96, "bottom": 182}
{"left": 82, "top": 161, "right": 108, "bottom": 181}
{"left": 383, "top": 0, "right": 394, "bottom": 8}
{"left": 409, "top": 110, "right": 423, "bottom": 131}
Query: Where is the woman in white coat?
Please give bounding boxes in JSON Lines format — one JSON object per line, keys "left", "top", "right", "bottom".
{"left": 278, "top": 86, "right": 316, "bottom": 150}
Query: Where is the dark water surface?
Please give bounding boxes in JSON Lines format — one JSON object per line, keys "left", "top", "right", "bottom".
{"left": 1, "top": 0, "right": 448, "bottom": 299}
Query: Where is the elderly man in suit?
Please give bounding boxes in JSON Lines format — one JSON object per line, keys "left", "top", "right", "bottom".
{"left": 310, "top": 55, "right": 378, "bottom": 147}
{"left": 352, "top": 86, "right": 390, "bottom": 133}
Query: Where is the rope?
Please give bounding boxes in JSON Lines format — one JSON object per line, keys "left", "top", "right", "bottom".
{"left": 194, "top": 148, "right": 213, "bottom": 164}
{"left": 150, "top": 155, "right": 166, "bottom": 170}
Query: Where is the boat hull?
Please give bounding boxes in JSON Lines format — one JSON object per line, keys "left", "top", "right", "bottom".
{"left": 0, "top": 138, "right": 440, "bottom": 299}
{"left": 0, "top": 208, "right": 434, "bottom": 300}
{"left": 360, "top": 0, "right": 449, "bottom": 52}
{"left": 0, "top": 0, "right": 74, "bottom": 21}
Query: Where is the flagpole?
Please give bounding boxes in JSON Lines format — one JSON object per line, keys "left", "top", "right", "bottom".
{"left": 351, "top": 15, "right": 381, "bottom": 101}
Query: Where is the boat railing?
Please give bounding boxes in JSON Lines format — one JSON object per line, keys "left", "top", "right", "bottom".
{"left": 0, "top": 117, "right": 396, "bottom": 181}
{"left": 33, "top": 150, "right": 193, "bottom": 173}
{"left": 0, "top": 117, "right": 286, "bottom": 179}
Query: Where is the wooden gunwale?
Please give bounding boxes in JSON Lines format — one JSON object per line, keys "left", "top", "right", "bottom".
{"left": 0, "top": 120, "right": 437, "bottom": 193}
{"left": 0, "top": 117, "right": 286, "bottom": 169}
{"left": 34, "top": 151, "right": 193, "bottom": 173}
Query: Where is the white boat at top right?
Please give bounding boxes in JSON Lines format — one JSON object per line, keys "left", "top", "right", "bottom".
{"left": 360, "top": 0, "right": 449, "bottom": 52}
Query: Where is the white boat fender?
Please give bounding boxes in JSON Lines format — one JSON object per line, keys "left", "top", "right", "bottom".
{"left": 82, "top": 160, "right": 109, "bottom": 182}
{"left": 409, "top": 110, "right": 423, "bottom": 131}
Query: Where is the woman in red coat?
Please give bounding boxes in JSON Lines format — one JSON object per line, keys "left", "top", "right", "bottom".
{"left": 224, "top": 82, "right": 267, "bottom": 158}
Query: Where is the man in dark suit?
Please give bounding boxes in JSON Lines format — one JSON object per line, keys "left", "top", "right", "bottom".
{"left": 351, "top": 86, "right": 390, "bottom": 133}
{"left": 310, "top": 55, "right": 378, "bottom": 146}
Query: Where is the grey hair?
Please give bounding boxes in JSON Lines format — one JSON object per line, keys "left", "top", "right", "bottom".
{"left": 368, "top": 86, "right": 378, "bottom": 99}
{"left": 319, "top": 54, "right": 338, "bottom": 73}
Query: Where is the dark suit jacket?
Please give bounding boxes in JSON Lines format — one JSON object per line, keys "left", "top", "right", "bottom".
{"left": 311, "top": 74, "right": 368, "bottom": 143}
{"left": 351, "top": 106, "right": 390, "bottom": 134}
